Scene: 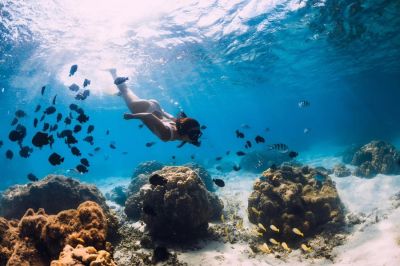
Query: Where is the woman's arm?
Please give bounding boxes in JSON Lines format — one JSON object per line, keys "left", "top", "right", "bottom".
{"left": 124, "top": 112, "right": 172, "bottom": 141}
{"left": 162, "top": 110, "right": 175, "bottom": 120}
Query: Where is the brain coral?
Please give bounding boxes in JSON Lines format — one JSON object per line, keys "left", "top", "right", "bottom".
{"left": 248, "top": 165, "right": 344, "bottom": 245}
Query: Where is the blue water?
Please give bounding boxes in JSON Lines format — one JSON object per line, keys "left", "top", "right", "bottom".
{"left": 0, "top": 0, "right": 399, "bottom": 189}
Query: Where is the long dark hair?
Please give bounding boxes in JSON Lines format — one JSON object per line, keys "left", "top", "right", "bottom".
{"left": 175, "top": 117, "right": 202, "bottom": 146}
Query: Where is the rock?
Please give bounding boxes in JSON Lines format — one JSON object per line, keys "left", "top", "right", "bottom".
{"left": 248, "top": 165, "right": 344, "bottom": 245}
{"left": 0, "top": 175, "right": 119, "bottom": 242}
{"left": 140, "top": 166, "right": 223, "bottom": 239}
{"left": 315, "top": 166, "right": 333, "bottom": 175}
{"left": 0, "top": 175, "right": 108, "bottom": 219}
{"left": 124, "top": 186, "right": 150, "bottom": 220}
{"left": 351, "top": 140, "right": 400, "bottom": 178}
{"left": 333, "top": 164, "right": 351, "bottom": 177}
{"left": 106, "top": 186, "right": 128, "bottom": 206}
{"left": 51, "top": 244, "right": 116, "bottom": 266}
{"left": 132, "top": 160, "right": 164, "bottom": 179}
{"left": 183, "top": 162, "right": 215, "bottom": 191}
{"left": 239, "top": 150, "right": 289, "bottom": 173}
{"left": 0, "top": 201, "right": 113, "bottom": 265}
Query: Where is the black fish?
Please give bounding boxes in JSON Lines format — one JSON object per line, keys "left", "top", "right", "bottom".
{"left": 0, "top": 140, "right": 3, "bottom": 148}
{"left": 233, "top": 165, "right": 241, "bottom": 171}
{"left": 84, "top": 136, "right": 94, "bottom": 145}
{"left": 69, "top": 103, "right": 78, "bottom": 111}
{"left": 76, "top": 164, "right": 88, "bottom": 173}
{"left": 41, "top": 86, "right": 46, "bottom": 95}
{"left": 145, "top": 142, "right": 155, "bottom": 147}
{"left": 265, "top": 128, "right": 270, "bottom": 132}
{"left": 69, "top": 83, "right": 80, "bottom": 92}
{"left": 213, "top": 178, "right": 225, "bottom": 187}
{"left": 56, "top": 113, "right": 62, "bottom": 123}
{"left": 76, "top": 108, "right": 84, "bottom": 115}
{"left": 106, "top": 130, "right": 109, "bottom": 135}
{"left": 236, "top": 151, "right": 246, "bottom": 156}
{"left": 15, "top": 110, "right": 26, "bottom": 118}
{"left": 245, "top": 140, "right": 252, "bottom": 149}
{"left": 83, "top": 78, "right": 91, "bottom": 87}
{"left": 69, "top": 64, "right": 78, "bottom": 76}
{"left": 9, "top": 125, "right": 26, "bottom": 144}
{"left": 298, "top": 100, "right": 310, "bottom": 108}
{"left": 27, "top": 173, "right": 38, "bottom": 182}
{"left": 75, "top": 91, "right": 86, "bottom": 100}
{"left": 48, "top": 152, "right": 64, "bottom": 165}
{"left": 71, "top": 146, "right": 81, "bottom": 156}
{"left": 33, "top": 118, "right": 38, "bottom": 128}
{"left": 143, "top": 205, "right": 156, "bottom": 216}
{"left": 226, "top": 151, "right": 230, "bottom": 155}
{"left": 172, "top": 155, "right": 176, "bottom": 160}
{"left": 288, "top": 151, "right": 298, "bottom": 158}
{"left": 50, "top": 124, "right": 58, "bottom": 132}
{"left": 191, "top": 154, "right": 195, "bottom": 159}
{"left": 87, "top": 125, "right": 94, "bottom": 134}
{"left": 11, "top": 118, "right": 18, "bottom": 126}
{"left": 58, "top": 129, "right": 73, "bottom": 138}
{"left": 255, "top": 135, "right": 265, "bottom": 144}
{"left": 109, "top": 143, "right": 116, "bottom": 149}
{"left": 216, "top": 165, "right": 222, "bottom": 171}
{"left": 153, "top": 246, "right": 170, "bottom": 263}
{"left": 64, "top": 117, "right": 72, "bottom": 125}
{"left": 241, "top": 124, "right": 251, "bottom": 129}
{"left": 122, "top": 151, "right": 128, "bottom": 155}
{"left": 88, "top": 153, "right": 94, "bottom": 157}
{"left": 65, "top": 135, "right": 78, "bottom": 146}
{"left": 73, "top": 125, "right": 82, "bottom": 133}
{"left": 32, "top": 132, "right": 54, "bottom": 149}
{"left": 77, "top": 113, "right": 89, "bottom": 123}
{"left": 200, "top": 125, "right": 207, "bottom": 130}
{"left": 6, "top": 150, "right": 13, "bottom": 159}
{"left": 94, "top": 147, "right": 101, "bottom": 152}
{"left": 40, "top": 114, "right": 45, "bottom": 121}
{"left": 52, "top": 95, "right": 57, "bottom": 105}
{"left": 44, "top": 106, "right": 56, "bottom": 115}
{"left": 19, "top": 146, "right": 33, "bottom": 158}
{"left": 216, "top": 156, "right": 222, "bottom": 161}
{"left": 235, "top": 130, "right": 244, "bottom": 138}
{"left": 80, "top": 158, "right": 89, "bottom": 167}
{"left": 268, "top": 143, "right": 289, "bottom": 152}
{"left": 43, "top": 123, "right": 50, "bottom": 131}
{"left": 35, "top": 104, "right": 41, "bottom": 112}
{"left": 149, "top": 174, "right": 167, "bottom": 186}
{"left": 138, "top": 124, "right": 144, "bottom": 129}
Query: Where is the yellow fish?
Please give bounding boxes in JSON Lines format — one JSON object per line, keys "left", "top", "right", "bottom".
{"left": 252, "top": 229, "right": 263, "bottom": 237}
{"left": 270, "top": 224, "right": 280, "bottom": 233}
{"left": 258, "top": 243, "right": 271, "bottom": 254}
{"left": 269, "top": 238, "right": 280, "bottom": 245}
{"left": 292, "top": 228, "right": 304, "bottom": 237}
{"left": 281, "top": 242, "right": 291, "bottom": 252}
{"left": 236, "top": 219, "right": 243, "bottom": 230}
{"left": 301, "top": 244, "right": 312, "bottom": 253}
{"left": 258, "top": 223, "right": 267, "bottom": 232}
{"left": 224, "top": 227, "right": 229, "bottom": 236}
{"left": 251, "top": 207, "right": 261, "bottom": 216}
{"left": 221, "top": 214, "right": 225, "bottom": 223}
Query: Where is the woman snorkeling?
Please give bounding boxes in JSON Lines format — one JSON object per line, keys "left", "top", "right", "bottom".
{"left": 109, "top": 69, "right": 202, "bottom": 147}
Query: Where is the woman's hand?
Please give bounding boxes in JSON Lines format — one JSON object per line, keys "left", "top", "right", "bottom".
{"left": 124, "top": 113, "right": 135, "bottom": 120}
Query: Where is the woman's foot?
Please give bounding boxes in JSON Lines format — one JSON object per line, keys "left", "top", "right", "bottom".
{"left": 114, "top": 77, "right": 129, "bottom": 85}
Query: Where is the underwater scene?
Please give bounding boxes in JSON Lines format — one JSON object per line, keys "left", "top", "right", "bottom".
{"left": 1, "top": 0, "right": 400, "bottom": 265}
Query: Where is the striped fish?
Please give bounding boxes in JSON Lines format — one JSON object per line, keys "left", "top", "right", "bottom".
{"left": 298, "top": 100, "right": 310, "bottom": 108}
{"left": 268, "top": 143, "right": 289, "bottom": 153}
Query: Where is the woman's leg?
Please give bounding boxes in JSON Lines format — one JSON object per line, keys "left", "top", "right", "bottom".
{"left": 108, "top": 69, "right": 151, "bottom": 114}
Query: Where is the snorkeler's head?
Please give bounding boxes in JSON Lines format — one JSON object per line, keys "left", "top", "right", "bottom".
{"left": 176, "top": 117, "right": 202, "bottom": 146}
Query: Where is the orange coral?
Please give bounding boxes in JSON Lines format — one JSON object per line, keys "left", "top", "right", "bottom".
{"left": 0, "top": 201, "right": 114, "bottom": 265}
{"left": 50, "top": 244, "right": 116, "bottom": 266}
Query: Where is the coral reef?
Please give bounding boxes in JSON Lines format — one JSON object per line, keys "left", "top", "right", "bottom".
{"left": 132, "top": 160, "right": 164, "bottom": 179}
{"left": 0, "top": 201, "right": 114, "bottom": 265}
{"left": 0, "top": 175, "right": 108, "bottom": 219}
{"left": 333, "top": 164, "right": 351, "bottom": 177}
{"left": 105, "top": 186, "right": 128, "bottom": 206}
{"left": 140, "top": 166, "right": 223, "bottom": 239}
{"left": 240, "top": 150, "right": 288, "bottom": 173}
{"left": 248, "top": 165, "right": 344, "bottom": 246}
{"left": 351, "top": 140, "right": 400, "bottom": 178}
{"left": 183, "top": 163, "right": 215, "bottom": 191}
{"left": 51, "top": 244, "right": 116, "bottom": 266}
